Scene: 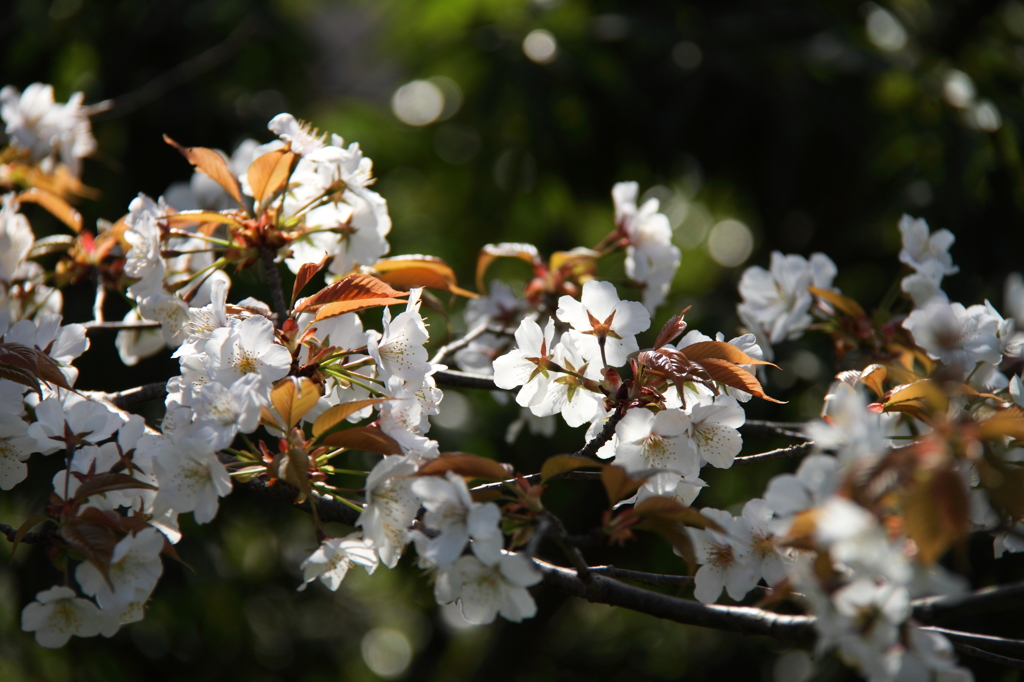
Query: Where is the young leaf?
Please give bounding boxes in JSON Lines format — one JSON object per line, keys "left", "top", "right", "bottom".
{"left": 314, "top": 298, "right": 410, "bottom": 321}
{"left": 653, "top": 306, "right": 691, "bottom": 349}
{"left": 681, "top": 341, "right": 778, "bottom": 368}
{"left": 247, "top": 148, "right": 297, "bottom": 205}
{"left": 320, "top": 425, "right": 403, "bottom": 455}
{"left": 374, "top": 256, "right": 478, "bottom": 298}
{"left": 291, "top": 253, "right": 330, "bottom": 306}
{"left": 475, "top": 242, "right": 541, "bottom": 293}
{"left": 808, "top": 286, "right": 867, "bottom": 319}
{"left": 163, "top": 211, "right": 243, "bottom": 228}
{"left": 633, "top": 497, "right": 718, "bottom": 529}
{"left": 163, "top": 135, "right": 245, "bottom": 207}
{"left": 311, "top": 398, "right": 390, "bottom": 438}
{"left": 270, "top": 377, "right": 322, "bottom": 429}
{"left": 417, "top": 453, "right": 513, "bottom": 481}
{"left": 294, "top": 273, "right": 408, "bottom": 313}
{"left": 539, "top": 455, "right": 604, "bottom": 483}
{"left": 18, "top": 188, "right": 83, "bottom": 232}
{"left": 59, "top": 518, "right": 119, "bottom": 588}
{"left": 71, "top": 473, "right": 158, "bottom": 503}
{"left": 33, "top": 350, "right": 72, "bottom": 391}
{"left": 695, "top": 358, "right": 786, "bottom": 404}
{"left": 600, "top": 465, "right": 649, "bottom": 506}
{"left": 901, "top": 466, "right": 968, "bottom": 564}
{"left": 10, "top": 515, "right": 52, "bottom": 556}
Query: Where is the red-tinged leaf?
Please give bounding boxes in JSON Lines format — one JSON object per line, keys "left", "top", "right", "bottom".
{"left": 71, "top": 473, "right": 158, "bottom": 503}
{"left": 539, "top": 455, "right": 604, "bottom": 483}
{"left": 979, "top": 410, "right": 1024, "bottom": 441}
{"left": 476, "top": 242, "right": 540, "bottom": 292}
{"left": 0, "top": 342, "right": 39, "bottom": 372}
{"left": 978, "top": 459, "right": 1024, "bottom": 521}
{"left": 276, "top": 447, "right": 313, "bottom": 504}
{"left": 902, "top": 466, "right": 969, "bottom": 564}
{"left": 33, "top": 350, "right": 72, "bottom": 390}
{"left": 247, "top": 148, "right": 298, "bottom": 204}
{"left": 160, "top": 537, "right": 194, "bottom": 572}
{"left": 294, "top": 273, "right": 408, "bottom": 313}
{"left": 375, "top": 256, "right": 478, "bottom": 298}
{"left": 808, "top": 286, "right": 866, "bottom": 318}
{"left": 882, "top": 380, "right": 949, "bottom": 413}
{"left": 859, "top": 364, "right": 888, "bottom": 398}
{"left": 0, "top": 364, "right": 40, "bottom": 394}
{"left": 18, "top": 188, "right": 82, "bottom": 232}
{"left": 634, "top": 517, "right": 698, "bottom": 571}
{"left": 291, "top": 253, "right": 330, "bottom": 306}
{"left": 417, "top": 453, "right": 513, "bottom": 481}
{"left": 633, "top": 497, "right": 719, "bottom": 530}
{"left": 696, "top": 357, "right": 786, "bottom": 403}
{"left": 163, "top": 135, "right": 245, "bottom": 207}
{"left": 470, "top": 488, "right": 506, "bottom": 503}
{"left": 270, "top": 377, "right": 321, "bottom": 429}
{"left": 681, "top": 341, "right": 778, "bottom": 368}
{"left": 314, "top": 297, "right": 410, "bottom": 321}
{"left": 320, "top": 425, "right": 403, "bottom": 455}
{"left": 311, "top": 398, "right": 390, "bottom": 439}
{"left": 260, "top": 405, "right": 283, "bottom": 431}
{"left": 654, "top": 306, "right": 692, "bottom": 349}
{"left": 10, "top": 515, "right": 52, "bottom": 556}
{"left": 60, "top": 519, "right": 118, "bottom": 588}
{"left": 163, "top": 211, "right": 243, "bottom": 228}
{"left": 601, "top": 465, "right": 650, "bottom": 506}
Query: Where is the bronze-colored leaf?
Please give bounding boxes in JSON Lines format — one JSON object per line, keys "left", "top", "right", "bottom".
{"left": 681, "top": 341, "right": 778, "bottom": 368}
{"left": 277, "top": 448, "right": 313, "bottom": 504}
{"left": 163, "top": 211, "right": 243, "bottom": 228}
{"left": 978, "top": 459, "right": 1024, "bottom": 521}
{"left": 375, "top": 256, "right": 478, "bottom": 298}
{"left": 10, "top": 515, "right": 52, "bottom": 556}
{"left": 33, "top": 350, "right": 72, "bottom": 390}
{"left": 539, "top": 455, "right": 604, "bottom": 483}
{"left": 902, "top": 466, "right": 969, "bottom": 564}
{"left": 808, "top": 286, "right": 866, "bottom": 318}
{"left": 72, "top": 473, "right": 158, "bottom": 503}
{"left": 314, "top": 297, "right": 411, "bottom": 321}
{"left": 291, "top": 253, "right": 330, "bottom": 306}
{"left": 60, "top": 518, "right": 118, "bottom": 588}
{"left": 653, "top": 306, "right": 692, "bottom": 349}
{"left": 163, "top": 135, "right": 245, "bottom": 207}
{"left": 696, "top": 358, "right": 786, "bottom": 403}
{"left": 294, "top": 273, "right": 408, "bottom": 313}
{"left": 475, "top": 242, "right": 540, "bottom": 293}
{"left": 320, "top": 425, "right": 403, "bottom": 455}
{"left": 18, "top": 188, "right": 82, "bottom": 232}
{"left": 600, "top": 465, "right": 649, "bottom": 506}
{"left": 247, "top": 148, "right": 297, "bottom": 204}
{"left": 859, "top": 364, "right": 888, "bottom": 398}
{"left": 979, "top": 410, "right": 1024, "bottom": 442}
{"left": 633, "top": 497, "right": 719, "bottom": 530}
{"left": 312, "top": 398, "right": 389, "bottom": 438}
{"left": 417, "top": 453, "right": 513, "bottom": 481}
{"left": 882, "top": 380, "right": 949, "bottom": 414}
{"left": 270, "top": 377, "right": 322, "bottom": 429}
{"left": 635, "top": 517, "right": 698, "bottom": 571}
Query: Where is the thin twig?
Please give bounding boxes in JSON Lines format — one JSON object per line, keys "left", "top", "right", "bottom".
{"left": 740, "top": 420, "right": 812, "bottom": 441}
{"left": 949, "top": 641, "right": 1024, "bottom": 669}
{"left": 91, "top": 17, "right": 261, "bottom": 121}
{"left": 433, "top": 369, "right": 500, "bottom": 390}
{"left": 913, "top": 580, "right": 1024, "bottom": 624}
{"left": 733, "top": 442, "right": 815, "bottom": 466}
{"left": 83, "top": 320, "right": 162, "bottom": 332}
{"left": 920, "top": 627, "right": 1024, "bottom": 658}
{"left": 470, "top": 470, "right": 602, "bottom": 494}
{"left": 0, "top": 522, "right": 49, "bottom": 545}
{"left": 430, "top": 321, "right": 491, "bottom": 365}
{"left": 572, "top": 410, "right": 624, "bottom": 459}
{"left": 237, "top": 475, "right": 362, "bottom": 527}
{"left": 85, "top": 382, "right": 169, "bottom": 411}
{"left": 261, "top": 248, "right": 289, "bottom": 328}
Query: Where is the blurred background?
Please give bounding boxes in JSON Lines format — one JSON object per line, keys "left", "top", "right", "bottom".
{"left": 2, "top": 0, "right": 1024, "bottom": 680}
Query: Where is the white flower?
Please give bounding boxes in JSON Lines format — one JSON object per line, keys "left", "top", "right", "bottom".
{"left": 189, "top": 374, "right": 262, "bottom": 449}
{"left": 901, "top": 258, "right": 949, "bottom": 308}
{"left": 611, "top": 182, "right": 681, "bottom": 312}
{"left": 806, "top": 387, "right": 888, "bottom": 467}
{"left": 367, "top": 290, "right": 430, "bottom": 384}
{"left": 613, "top": 407, "right": 701, "bottom": 494}
{"left": 115, "top": 309, "right": 167, "bottom": 366}
{"left": 492, "top": 317, "right": 558, "bottom": 408}
{"left": 434, "top": 552, "right": 541, "bottom": 624}
{"left": 28, "top": 397, "right": 122, "bottom": 456}
{"left": 814, "top": 498, "right": 910, "bottom": 584}
{"left": 454, "top": 332, "right": 510, "bottom": 375}
{"left": 148, "top": 425, "right": 232, "bottom": 524}
{"left": 764, "top": 454, "right": 840, "bottom": 518}
{"left": 685, "top": 394, "right": 745, "bottom": 469}
{"left": 829, "top": 579, "right": 909, "bottom": 682}
{"left": 0, "top": 412, "right": 34, "bottom": 490}
{"left": 0, "top": 194, "right": 33, "bottom": 283}
{"left": 411, "top": 471, "right": 503, "bottom": 567}
{"left": 736, "top": 251, "right": 837, "bottom": 345}
{"left": 203, "top": 314, "right": 292, "bottom": 390}
{"left": 734, "top": 499, "right": 788, "bottom": 586}
{"left": 465, "top": 280, "right": 527, "bottom": 328}
{"left": 898, "top": 214, "right": 957, "bottom": 276}
{"left": 556, "top": 280, "right": 651, "bottom": 367}
{"left": 267, "top": 113, "right": 326, "bottom": 156}
{"left": 902, "top": 302, "right": 1001, "bottom": 377}
{"left": 76, "top": 528, "right": 164, "bottom": 610}
{"left": 687, "top": 508, "right": 759, "bottom": 604}
{"left": 298, "top": 533, "right": 379, "bottom": 591}
{"left": 0, "top": 83, "right": 96, "bottom": 176}
{"left": 900, "top": 624, "right": 975, "bottom": 682}
{"left": 357, "top": 455, "right": 421, "bottom": 568}
{"left": 534, "top": 334, "right": 604, "bottom": 427}
{"left": 21, "top": 586, "right": 116, "bottom": 648}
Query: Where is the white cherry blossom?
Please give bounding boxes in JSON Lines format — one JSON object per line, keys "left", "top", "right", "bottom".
{"left": 0, "top": 83, "right": 95, "bottom": 176}
{"left": 534, "top": 334, "right": 604, "bottom": 427}
{"left": 367, "top": 289, "right": 430, "bottom": 384}
{"left": 764, "top": 454, "right": 840, "bottom": 518}
{"left": 611, "top": 181, "right": 681, "bottom": 312}
{"left": 298, "top": 533, "right": 379, "bottom": 591}
{"left": 898, "top": 214, "right": 957, "bottom": 276}
{"left": 203, "top": 314, "right": 291, "bottom": 390}
{"left": 148, "top": 425, "right": 232, "bottom": 524}
{"left": 492, "top": 317, "right": 557, "bottom": 408}
{"left": 357, "top": 455, "right": 421, "bottom": 568}
{"left": 902, "top": 302, "right": 1001, "bottom": 376}
{"left": 434, "top": 552, "right": 541, "bottom": 624}
{"left": 0, "top": 412, "right": 34, "bottom": 490}
{"left": 76, "top": 527, "right": 164, "bottom": 610}
{"left": 28, "top": 396, "right": 122, "bottom": 456}
{"left": 613, "top": 407, "right": 700, "bottom": 493}
{"left": 556, "top": 280, "right": 651, "bottom": 367}
{"left": 0, "top": 194, "right": 33, "bottom": 283}
{"left": 21, "top": 586, "right": 116, "bottom": 648}
{"left": 411, "top": 471, "right": 503, "bottom": 567}
{"left": 687, "top": 508, "right": 759, "bottom": 604}
{"left": 685, "top": 394, "right": 745, "bottom": 469}
{"left": 736, "top": 251, "right": 837, "bottom": 345}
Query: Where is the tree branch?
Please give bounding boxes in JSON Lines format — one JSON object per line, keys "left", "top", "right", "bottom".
{"left": 430, "top": 321, "right": 491, "bottom": 365}
{"left": 433, "top": 369, "right": 500, "bottom": 390}
{"left": 83, "top": 320, "right": 162, "bottom": 332}
{"left": 913, "top": 580, "right": 1024, "bottom": 624}
{"left": 235, "top": 475, "right": 362, "bottom": 527}
{"left": 733, "top": 442, "right": 815, "bottom": 466}
{"left": 261, "top": 248, "right": 289, "bottom": 328}
{"left": 919, "top": 627, "right": 1024, "bottom": 658}
{"left": 948, "top": 641, "right": 1024, "bottom": 669}
{"left": 739, "top": 420, "right": 811, "bottom": 441}
{"left": 572, "top": 410, "right": 624, "bottom": 459}
{"left": 0, "top": 522, "right": 50, "bottom": 545}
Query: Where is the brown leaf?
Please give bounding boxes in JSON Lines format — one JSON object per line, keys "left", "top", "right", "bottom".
{"left": 259, "top": 405, "right": 283, "bottom": 431}
{"left": 60, "top": 517, "right": 118, "bottom": 588}
{"left": 978, "top": 459, "right": 1024, "bottom": 521}
{"left": 294, "top": 273, "right": 408, "bottom": 313}
{"left": 635, "top": 517, "right": 698, "bottom": 570}
{"left": 314, "top": 297, "right": 411, "bottom": 321}
{"left": 291, "top": 253, "right": 330, "bottom": 306}
{"left": 320, "top": 425, "right": 403, "bottom": 455}
{"left": 311, "top": 398, "right": 390, "bottom": 438}
{"left": 654, "top": 306, "right": 691, "bottom": 349}
{"left": 33, "top": 349, "right": 72, "bottom": 391}
{"left": 859, "top": 364, "right": 888, "bottom": 398}
{"left": 978, "top": 410, "right": 1024, "bottom": 441}
{"left": 475, "top": 242, "right": 540, "bottom": 293}
{"left": 163, "top": 211, "right": 243, "bottom": 228}
{"left": 808, "top": 286, "right": 867, "bottom": 318}
{"left": 696, "top": 358, "right": 786, "bottom": 403}
{"left": 247, "top": 148, "right": 297, "bottom": 205}
{"left": 10, "top": 515, "right": 52, "bottom": 556}
{"left": 417, "top": 453, "right": 513, "bottom": 481}
{"left": 18, "top": 188, "right": 82, "bottom": 232}
{"left": 72, "top": 473, "right": 158, "bottom": 503}
{"left": 902, "top": 466, "right": 969, "bottom": 564}
{"left": 277, "top": 448, "right": 313, "bottom": 504}
{"left": 539, "top": 455, "right": 604, "bottom": 483}
{"left": 270, "top": 377, "right": 322, "bottom": 429}
{"left": 633, "top": 497, "right": 719, "bottom": 530}
{"left": 375, "top": 256, "right": 478, "bottom": 298}
{"left": 600, "top": 465, "right": 649, "bottom": 506}
{"left": 163, "top": 135, "right": 245, "bottom": 207}
{"left": 881, "top": 380, "right": 949, "bottom": 414}
{"left": 637, "top": 348, "right": 700, "bottom": 394}
{"left": 681, "top": 341, "right": 778, "bottom": 368}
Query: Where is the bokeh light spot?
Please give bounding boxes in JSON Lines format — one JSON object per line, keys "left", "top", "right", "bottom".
{"left": 707, "top": 219, "right": 754, "bottom": 267}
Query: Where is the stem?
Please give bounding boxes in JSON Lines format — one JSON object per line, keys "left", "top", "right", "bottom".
{"left": 572, "top": 409, "right": 624, "bottom": 459}
{"left": 261, "top": 247, "right": 289, "bottom": 328}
